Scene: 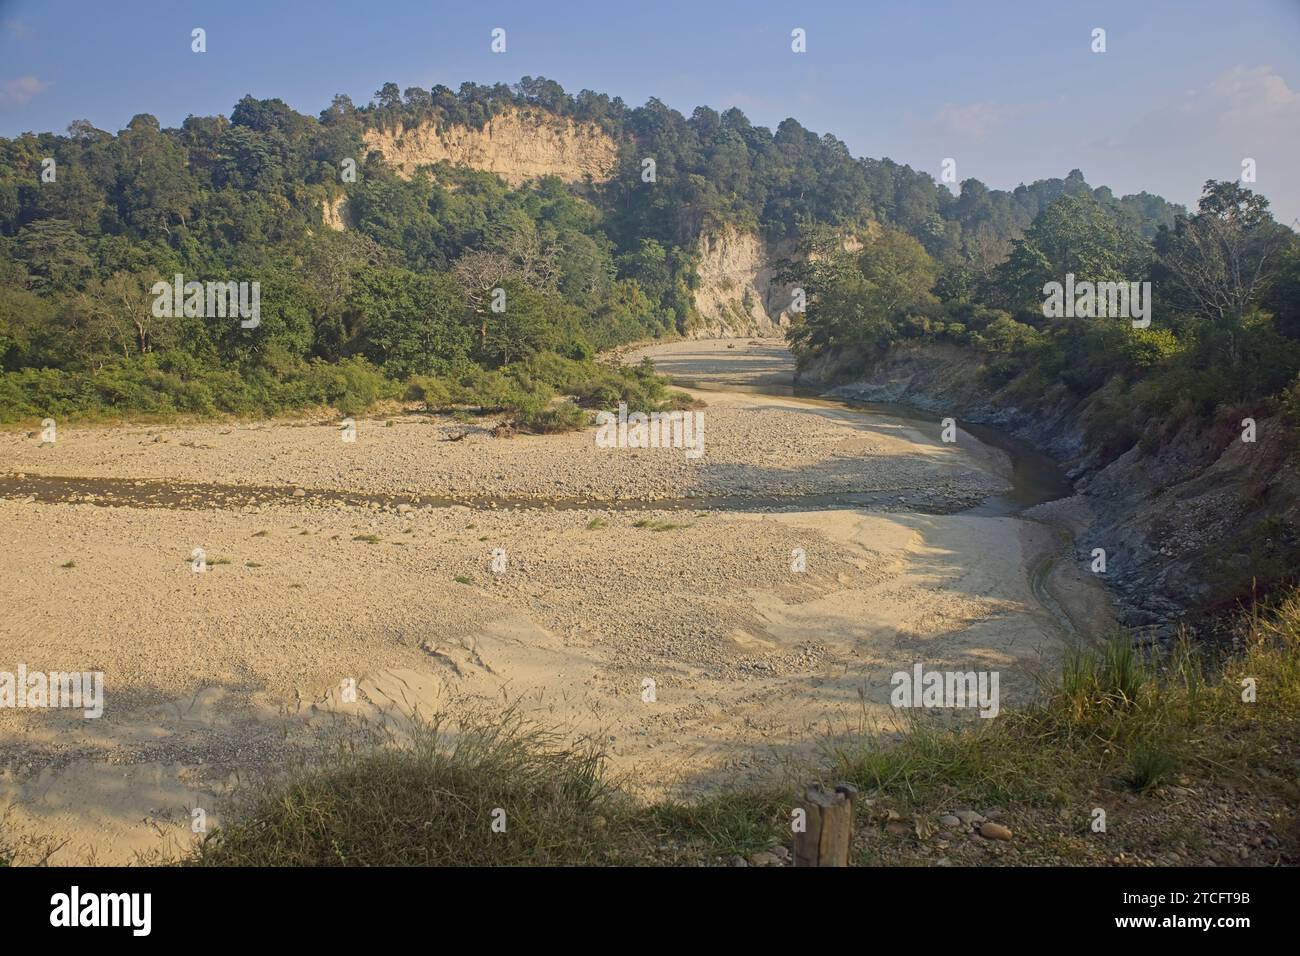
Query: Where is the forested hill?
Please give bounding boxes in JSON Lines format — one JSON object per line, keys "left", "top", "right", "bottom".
{"left": 1, "top": 76, "right": 1187, "bottom": 420}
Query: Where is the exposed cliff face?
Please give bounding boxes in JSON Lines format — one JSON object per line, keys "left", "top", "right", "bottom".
{"left": 362, "top": 109, "right": 619, "bottom": 186}
{"left": 815, "top": 343, "right": 1300, "bottom": 629}
{"left": 689, "top": 227, "right": 872, "bottom": 338}
{"left": 689, "top": 226, "right": 796, "bottom": 338}
{"left": 321, "top": 194, "right": 350, "bottom": 231}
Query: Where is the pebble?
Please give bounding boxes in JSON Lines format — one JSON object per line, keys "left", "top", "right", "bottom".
{"left": 978, "top": 822, "right": 1013, "bottom": 841}
{"left": 938, "top": 814, "right": 962, "bottom": 828}
{"left": 955, "top": 809, "right": 986, "bottom": 825}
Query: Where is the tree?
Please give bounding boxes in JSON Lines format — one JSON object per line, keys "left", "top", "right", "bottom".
{"left": 83, "top": 270, "right": 168, "bottom": 357}
{"left": 991, "top": 193, "right": 1142, "bottom": 312}
{"left": 788, "top": 227, "right": 937, "bottom": 359}
{"left": 452, "top": 248, "right": 514, "bottom": 352}
{"left": 348, "top": 267, "right": 471, "bottom": 376}
{"left": 1156, "top": 181, "right": 1289, "bottom": 330}
{"left": 17, "top": 219, "right": 93, "bottom": 292}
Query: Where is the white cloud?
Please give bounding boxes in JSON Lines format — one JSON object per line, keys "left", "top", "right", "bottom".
{"left": 930, "top": 101, "right": 1006, "bottom": 141}
{"left": 0, "top": 75, "right": 49, "bottom": 109}
{"left": 1105, "top": 65, "right": 1300, "bottom": 225}
{"left": 1189, "top": 64, "right": 1300, "bottom": 133}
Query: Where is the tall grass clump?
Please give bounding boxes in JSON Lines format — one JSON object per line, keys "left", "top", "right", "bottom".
{"left": 827, "top": 594, "right": 1300, "bottom": 813}
{"left": 192, "top": 709, "right": 632, "bottom": 866}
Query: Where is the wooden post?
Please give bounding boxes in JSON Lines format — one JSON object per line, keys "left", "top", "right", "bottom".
{"left": 793, "top": 782, "right": 857, "bottom": 866}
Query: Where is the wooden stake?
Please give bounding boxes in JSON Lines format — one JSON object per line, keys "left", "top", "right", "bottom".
{"left": 793, "top": 782, "right": 857, "bottom": 866}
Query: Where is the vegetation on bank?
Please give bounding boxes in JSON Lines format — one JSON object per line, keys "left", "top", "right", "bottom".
{"left": 189, "top": 592, "right": 1300, "bottom": 866}
{"left": 0, "top": 350, "right": 692, "bottom": 433}
{"left": 787, "top": 181, "right": 1300, "bottom": 453}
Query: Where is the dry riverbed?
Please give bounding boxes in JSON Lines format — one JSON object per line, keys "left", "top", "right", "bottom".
{"left": 0, "top": 339, "right": 1114, "bottom": 864}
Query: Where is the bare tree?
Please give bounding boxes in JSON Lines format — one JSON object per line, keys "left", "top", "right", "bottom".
{"left": 82, "top": 271, "right": 166, "bottom": 359}
{"left": 1159, "top": 182, "right": 1289, "bottom": 342}
{"left": 452, "top": 249, "right": 513, "bottom": 351}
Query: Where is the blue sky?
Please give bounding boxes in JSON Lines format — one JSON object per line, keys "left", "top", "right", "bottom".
{"left": 2, "top": 0, "right": 1298, "bottom": 223}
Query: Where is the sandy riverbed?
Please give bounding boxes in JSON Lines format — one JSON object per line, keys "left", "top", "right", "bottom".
{"left": 0, "top": 339, "right": 1114, "bottom": 864}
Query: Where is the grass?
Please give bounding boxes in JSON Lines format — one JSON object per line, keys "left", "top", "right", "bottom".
{"left": 586, "top": 517, "right": 609, "bottom": 530}
{"left": 188, "top": 706, "right": 793, "bottom": 868}
{"left": 59, "top": 560, "right": 75, "bottom": 569}
{"left": 453, "top": 575, "right": 473, "bottom": 585}
{"left": 181, "top": 591, "right": 1300, "bottom": 866}
{"left": 631, "top": 518, "right": 692, "bottom": 532}
{"left": 825, "top": 597, "right": 1300, "bottom": 828}
{"left": 191, "top": 710, "right": 632, "bottom": 866}
{"left": 352, "top": 534, "right": 381, "bottom": 544}
{"left": 1126, "top": 742, "right": 1180, "bottom": 793}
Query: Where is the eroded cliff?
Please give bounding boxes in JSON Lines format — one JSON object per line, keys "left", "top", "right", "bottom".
{"left": 362, "top": 108, "right": 619, "bottom": 186}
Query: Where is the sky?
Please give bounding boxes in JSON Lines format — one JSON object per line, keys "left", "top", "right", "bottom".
{"left": 1, "top": 0, "right": 1298, "bottom": 224}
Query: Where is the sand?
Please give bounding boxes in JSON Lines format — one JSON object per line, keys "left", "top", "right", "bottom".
{"left": 0, "top": 339, "right": 1114, "bottom": 864}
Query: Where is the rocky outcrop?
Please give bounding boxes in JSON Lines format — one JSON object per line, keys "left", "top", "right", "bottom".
{"left": 321, "top": 194, "right": 350, "bottom": 231}
{"left": 817, "top": 342, "right": 1300, "bottom": 629}
{"left": 689, "top": 226, "right": 797, "bottom": 338}
{"left": 688, "top": 227, "right": 875, "bottom": 338}
{"left": 363, "top": 109, "right": 618, "bottom": 186}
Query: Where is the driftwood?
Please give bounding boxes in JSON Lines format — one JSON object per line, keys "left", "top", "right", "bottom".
{"left": 793, "top": 782, "right": 857, "bottom": 866}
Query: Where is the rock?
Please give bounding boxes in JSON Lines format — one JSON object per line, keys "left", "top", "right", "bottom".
{"left": 955, "top": 809, "right": 986, "bottom": 825}
{"left": 977, "top": 822, "right": 1013, "bottom": 841}
{"left": 396, "top": 503, "right": 412, "bottom": 514}
{"left": 770, "top": 845, "right": 790, "bottom": 861}
{"left": 938, "top": 814, "right": 962, "bottom": 829}
{"left": 730, "top": 855, "right": 748, "bottom": 867}
{"left": 292, "top": 488, "right": 306, "bottom": 497}
{"left": 748, "top": 850, "right": 780, "bottom": 866}
{"left": 885, "top": 821, "right": 911, "bottom": 837}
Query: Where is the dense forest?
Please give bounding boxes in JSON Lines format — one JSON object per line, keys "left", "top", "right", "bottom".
{"left": 1, "top": 75, "right": 1288, "bottom": 435}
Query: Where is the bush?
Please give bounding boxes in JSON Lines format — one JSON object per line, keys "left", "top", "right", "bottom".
{"left": 406, "top": 374, "right": 452, "bottom": 411}
{"left": 0, "top": 353, "right": 401, "bottom": 423}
